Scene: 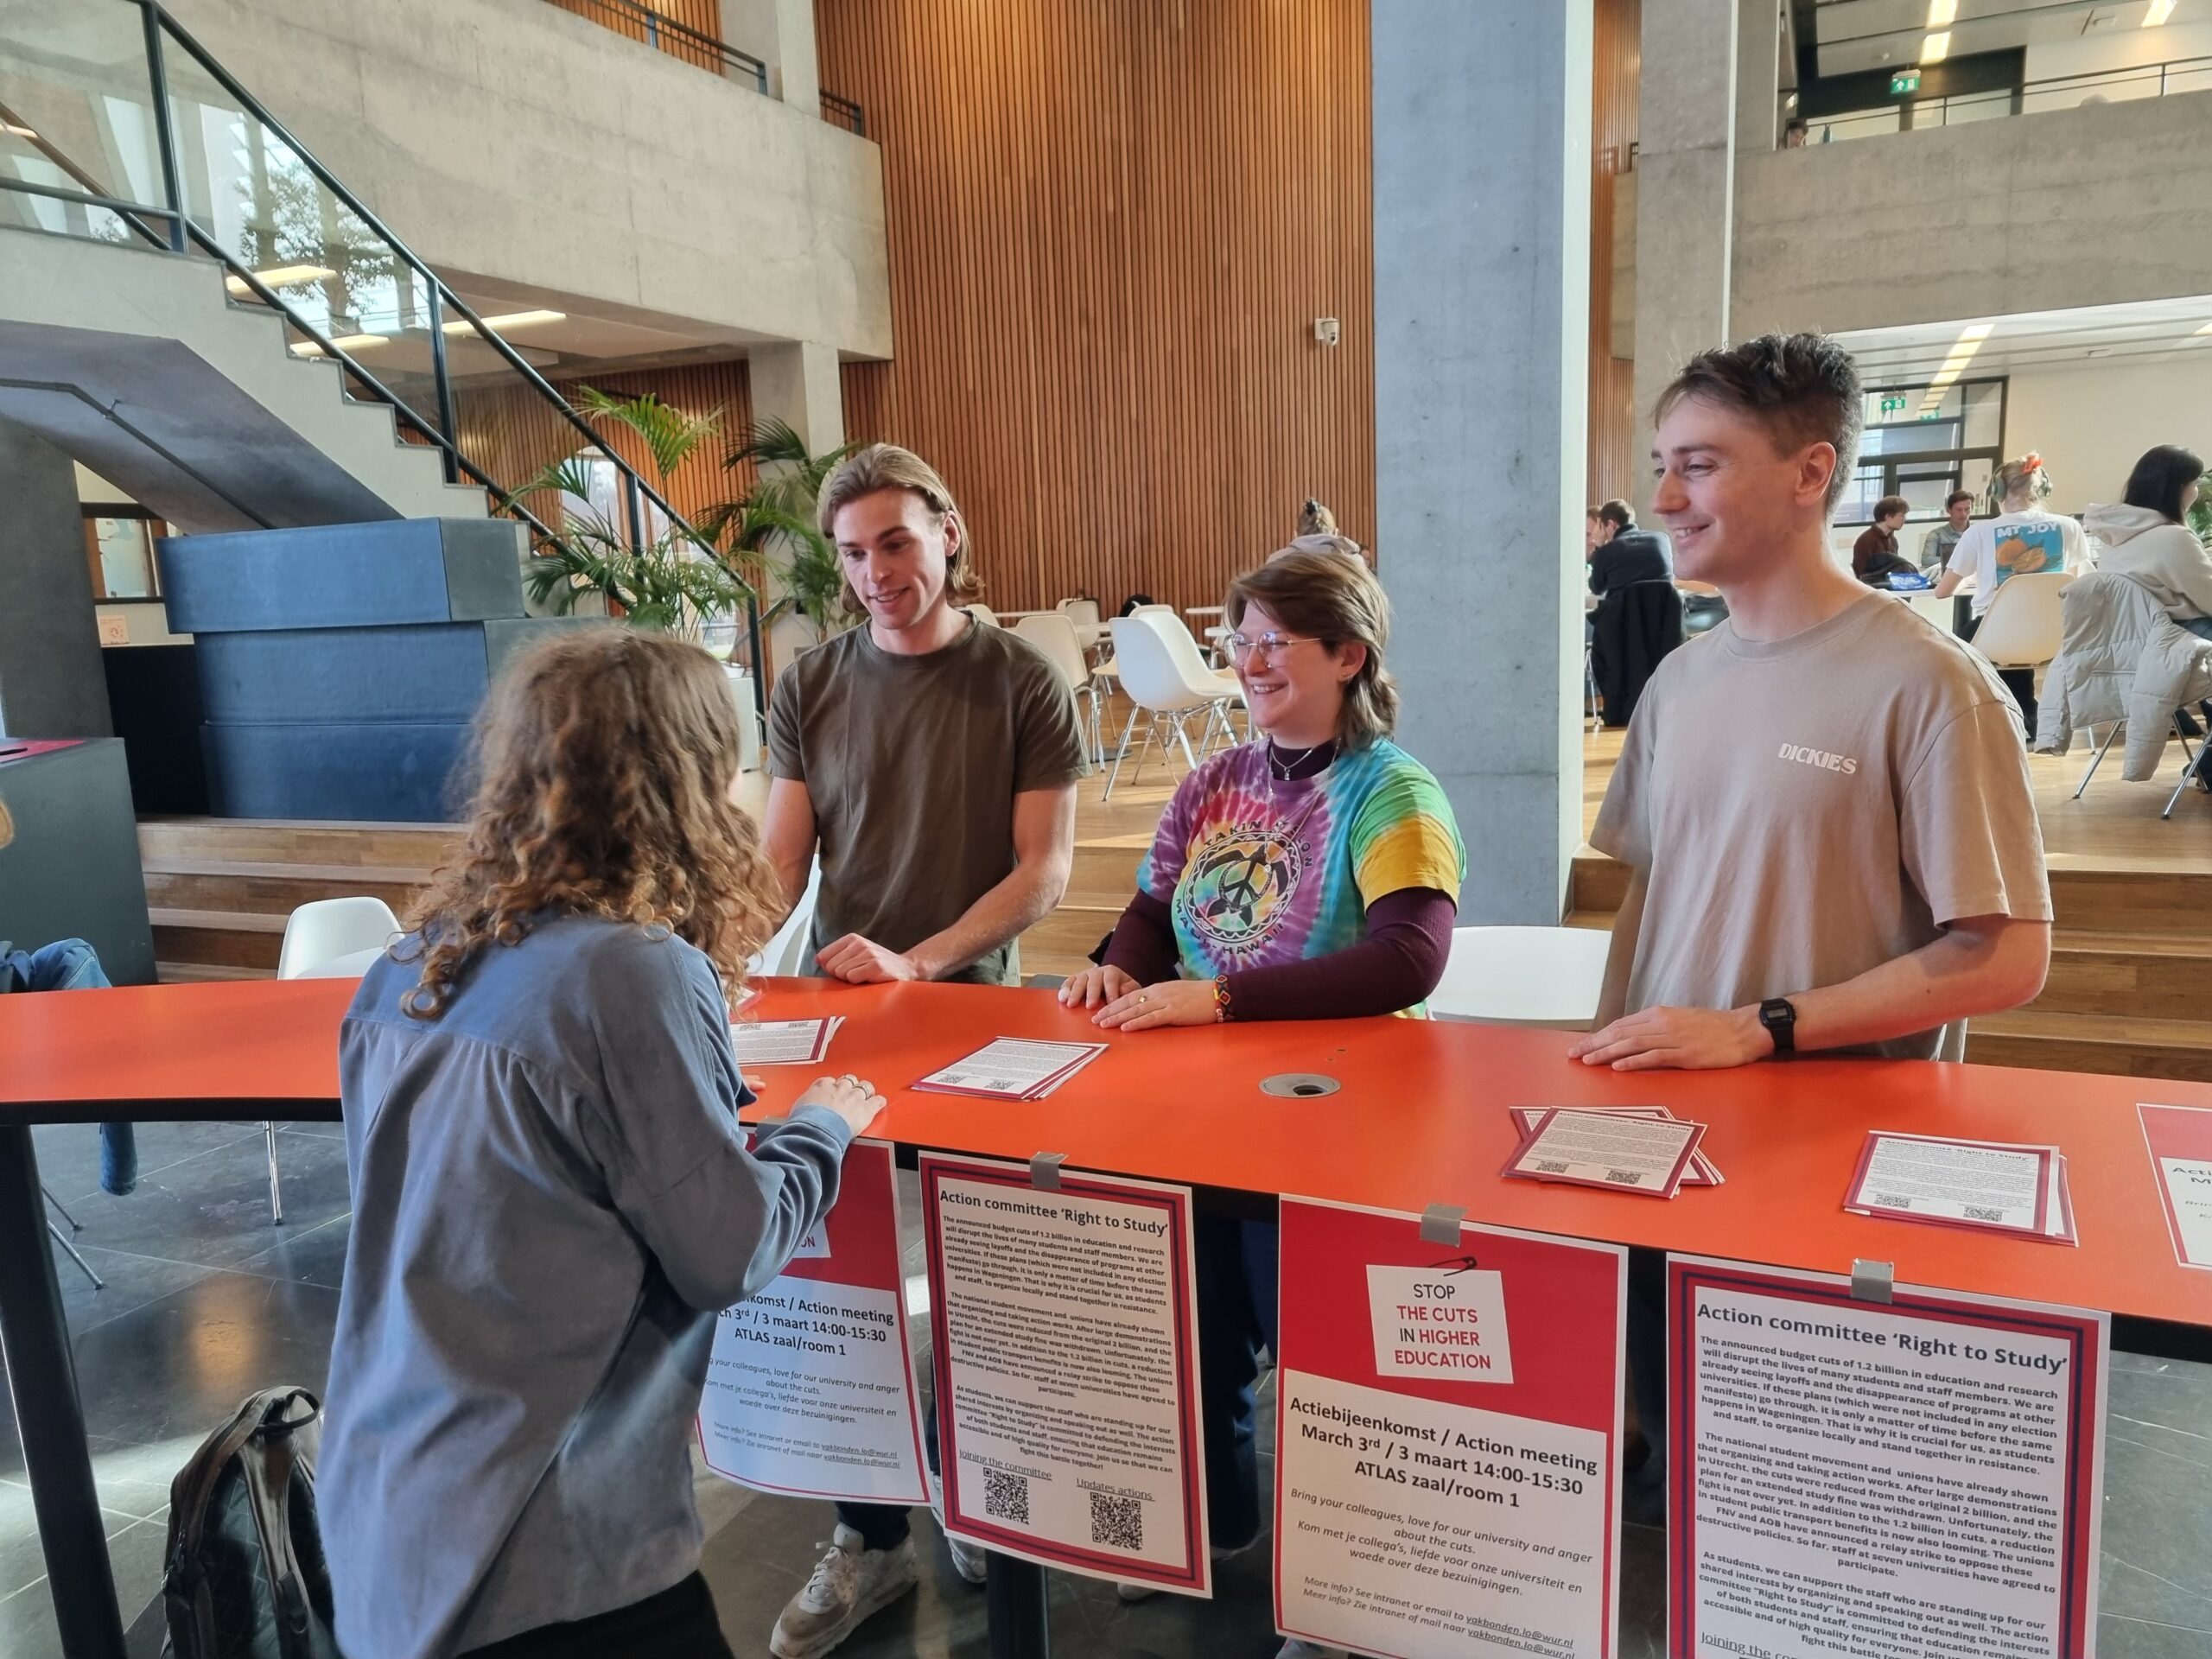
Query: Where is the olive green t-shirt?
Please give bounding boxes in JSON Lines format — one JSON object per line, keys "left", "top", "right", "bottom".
{"left": 767, "top": 614, "right": 1089, "bottom": 986}
{"left": 1591, "top": 594, "right": 2052, "bottom": 1060}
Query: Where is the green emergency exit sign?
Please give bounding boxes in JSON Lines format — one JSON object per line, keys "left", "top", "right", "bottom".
{"left": 1891, "top": 69, "right": 1922, "bottom": 96}
{"left": 1879, "top": 394, "right": 1908, "bottom": 416}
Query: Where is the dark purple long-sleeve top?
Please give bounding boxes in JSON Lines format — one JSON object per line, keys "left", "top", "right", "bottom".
{"left": 1100, "top": 738, "right": 1460, "bottom": 1019}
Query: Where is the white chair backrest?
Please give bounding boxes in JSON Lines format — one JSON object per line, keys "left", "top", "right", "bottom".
{"left": 1430, "top": 925, "right": 1611, "bottom": 1027}
{"left": 276, "top": 896, "right": 401, "bottom": 980}
{"left": 968, "top": 604, "right": 1000, "bottom": 628}
{"left": 1012, "top": 613, "right": 1093, "bottom": 692}
{"left": 1110, "top": 613, "right": 1224, "bottom": 712}
{"left": 1056, "top": 596, "right": 1102, "bottom": 631}
{"left": 1973, "top": 570, "right": 2075, "bottom": 667}
{"left": 1136, "top": 609, "right": 1228, "bottom": 690}
{"left": 749, "top": 860, "right": 822, "bottom": 977}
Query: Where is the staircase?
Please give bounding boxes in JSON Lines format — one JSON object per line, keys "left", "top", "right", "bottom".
{"left": 142, "top": 819, "right": 459, "bottom": 981}
{"left": 0, "top": 231, "right": 487, "bottom": 533}
{"left": 149, "top": 817, "right": 1136, "bottom": 983}
{"left": 1566, "top": 850, "right": 2212, "bottom": 1083}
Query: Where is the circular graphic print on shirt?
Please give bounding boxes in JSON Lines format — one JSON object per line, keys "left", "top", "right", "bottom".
{"left": 1177, "top": 818, "right": 1312, "bottom": 961}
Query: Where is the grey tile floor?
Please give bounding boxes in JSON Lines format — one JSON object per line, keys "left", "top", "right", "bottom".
{"left": 3, "top": 1134, "right": 2207, "bottom": 1657}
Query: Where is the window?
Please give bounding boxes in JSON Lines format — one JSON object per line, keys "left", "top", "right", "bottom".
{"left": 1840, "top": 378, "right": 2005, "bottom": 527}
{"left": 81, "top": 508, "right": 167, "bottom": 600}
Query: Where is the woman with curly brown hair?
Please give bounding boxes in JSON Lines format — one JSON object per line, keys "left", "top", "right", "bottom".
{"left": 320, "top": 629, "right": 883, "bottom": 1659}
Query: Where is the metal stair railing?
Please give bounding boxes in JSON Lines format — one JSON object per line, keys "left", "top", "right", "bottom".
{"left": 0, "top": 0, "right": 765, "bottom": 696}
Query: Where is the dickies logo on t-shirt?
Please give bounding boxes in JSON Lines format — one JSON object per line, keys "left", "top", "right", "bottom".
{"left": 1777, "top": 741, "right": 1859, "bottom": 776}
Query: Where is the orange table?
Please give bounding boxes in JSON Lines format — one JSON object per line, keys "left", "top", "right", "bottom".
{"left": 5, "top": 976, "right": 2210, "bottom": 1659}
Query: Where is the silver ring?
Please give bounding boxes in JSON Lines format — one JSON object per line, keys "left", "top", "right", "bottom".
{"left": 1136, "top": 994, "right": 1149, "bottom": 1005}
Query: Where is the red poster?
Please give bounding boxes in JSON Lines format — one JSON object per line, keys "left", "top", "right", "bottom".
{"left": 921, "top": 1154, "right": 1210, "bottom": 1593}
{"left": 1274, "top": 1197, "right": 1626, "bottom": 1658}
{"left": 698, "top": 1139, "right": 930, "bottom": 1505}
{"left": 1669, "top": 1256, "right": 2106, "bottom": 1659}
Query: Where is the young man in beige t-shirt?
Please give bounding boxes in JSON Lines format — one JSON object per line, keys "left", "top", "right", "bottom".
{"left": 1568, "top": 333, "right": 2054, "bottom": 1523}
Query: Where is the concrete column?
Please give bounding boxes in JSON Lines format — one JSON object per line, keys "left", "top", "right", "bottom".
{"left": 723, "top": 0, "right": 820, "bottom": 111}
{"left": 1735, "top": 0, "right": 1781, "bottom": 159}
{"left": 772, "top": 0, "right": 820, "bottom": 113}
{"left": 749, "top": 340, "right": 845, "bottom": 455}
{"left": 1373, "top": 0, "right": 1592, "bottom": 925}
{"left": 0, "top": 420, "right": 112, "bottom": 738}
{"left": 1631, "top": 0, "right": 1738, "bottom": 467}
{"left": 747, "top": 340, "right": 848, "bottom": 679}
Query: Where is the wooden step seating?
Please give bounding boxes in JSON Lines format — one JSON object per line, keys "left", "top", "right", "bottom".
{"left": 140, "top": 818, "right": 460, "bottom": 982}
{"left": 1567, "top": 848, "right": 2212, "bottom": 1083}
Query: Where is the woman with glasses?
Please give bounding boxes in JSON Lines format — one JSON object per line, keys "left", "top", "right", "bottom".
{"left": 1058, "top": 547, "right": 1463, "bottom": 1655}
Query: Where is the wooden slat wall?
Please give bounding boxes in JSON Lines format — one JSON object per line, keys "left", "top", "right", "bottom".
{"left": 817, "top": 1, "right": 1375, "bottom": 614}
{"left": 1588, "top": 0, "right": 1640, "bottom": 508}
{"left": 547, "top": 0, "right": 730, "bottom": 73}
{"left": 454, "top": 357, "right": 758, "bottom": 531}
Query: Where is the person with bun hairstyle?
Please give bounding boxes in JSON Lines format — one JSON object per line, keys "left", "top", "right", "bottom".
{"left": 321, "top": 630, "right": 884, "bottom": 1659}
{"left": 1934, "top": 453, "right": 2094, "bottom": 736}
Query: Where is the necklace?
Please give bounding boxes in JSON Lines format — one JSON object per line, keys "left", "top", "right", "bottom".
{"left": 1267, "top": 740, "right": 1332, "bottom": 782}
{"left": 1259, "top": 738, "right": 1337, "bottom": 830}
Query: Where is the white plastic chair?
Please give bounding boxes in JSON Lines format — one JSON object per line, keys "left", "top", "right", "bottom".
{"left": 276, "top": 896, "right": 400, "bottom": 980}
{"left": 1970, "top": 570, "right": 2075, "bottom": 669}
{"left": 1014, "top": 613, "right": 1107, "bottom": 762}
{"left": 968, "top": 604, "right": 1000, "bottom": 628}
{"left": 1056, "top": 595, "right": 1109, "bottom": 653}
{"left": 1429, "top": 926, "right": 1611, "bottom": 1029}
{"left": 274, "top": 897, "right": 401, "bottom": 1222}
{"left": 1103, "top": 613, "right": 1243, "bottom": 799}
{"left": 750, "top": 860, "right": 823, "bottom": 978}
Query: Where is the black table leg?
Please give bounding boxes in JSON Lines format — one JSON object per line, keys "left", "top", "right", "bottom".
{"left": 0, "top": 1125, "right": 125, "bottom": 1659}
{"left": 985, "top": 1553, "right": 1050, "bottom": 1659}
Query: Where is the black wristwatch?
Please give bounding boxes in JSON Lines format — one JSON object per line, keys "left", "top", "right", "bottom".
{"left": 1758, "top": 998, "right": 1798, "bottom": 1057}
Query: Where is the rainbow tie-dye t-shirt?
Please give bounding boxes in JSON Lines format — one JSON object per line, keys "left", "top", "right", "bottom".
{"left": 1135, "top": 739, "right": 1465, "bottom": 993}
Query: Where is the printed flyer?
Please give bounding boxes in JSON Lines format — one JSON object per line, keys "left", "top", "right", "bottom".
{"left": 922, "top": 1154, "right": 1210, "bottom": 1594}
{"left": 698, "top": 1138, "right": 930, "bottom": 1505}
{"left": 1669, "top": 1256, "right": 2107, "bottom": 1659}
{"left": 1274, "top": 1197, "right": 1626, "bottom": 1658}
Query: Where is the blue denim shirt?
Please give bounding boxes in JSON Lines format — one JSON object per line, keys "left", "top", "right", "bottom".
{"left": 320, "top": 916, "right": 852, "bottom": 1657}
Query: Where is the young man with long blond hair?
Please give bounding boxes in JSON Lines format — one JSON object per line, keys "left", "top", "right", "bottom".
{"left": 320, "top": 630, "right": 883, "bottom": 1659}
{"left": 761, "top": 442, "right": 1088, "bottom": 1656}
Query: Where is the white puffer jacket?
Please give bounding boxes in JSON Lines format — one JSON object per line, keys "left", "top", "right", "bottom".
{"left": 2035, "top": 570, "right": 2212, "bottom": 780}
{"left": 2080, "top": 503, "right": 2212, "bottom": 625}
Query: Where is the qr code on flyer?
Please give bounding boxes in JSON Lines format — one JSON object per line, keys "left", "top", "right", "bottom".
{"left": 983, "top": 1470, "right": 1030, "bottom": 1525}
{"left": 1089, "top": 1491, "right": 1143, "bottom": 1551}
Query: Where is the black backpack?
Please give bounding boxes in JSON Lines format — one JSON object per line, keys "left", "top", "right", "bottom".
{"left": 162, "top": 1389, "right": 341, "bottom": 1659}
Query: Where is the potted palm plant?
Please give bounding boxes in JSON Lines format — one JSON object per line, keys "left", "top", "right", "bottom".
{"left": 510, "top": 387, "right": 755, "bottom": 633}
{"left": 701, "top": 417, "right": 860, "bottom": 649}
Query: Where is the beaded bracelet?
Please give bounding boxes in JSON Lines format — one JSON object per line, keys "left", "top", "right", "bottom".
{"left": 1212, "top": 976, "right": 1233, "bottom": 1023}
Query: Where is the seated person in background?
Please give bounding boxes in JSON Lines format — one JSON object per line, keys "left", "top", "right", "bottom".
{"left": 1285, "top": 495, "right": 1368, "bottom": 565}
{"left": 1586, "top": 498, "right": 1673, "bottom": 596}
{"left": 1061, "top": 548, "right": 1464, "bottom": 1659}
{"left": 1918, "top": 488, "right": 1974, "bottom": 574}
{"left": 2082, "top": 444, "right": 2212, "bottom": 643}
{"left": 1934, "top": 453, "right": 2094, "bottom": 738}
{"left": 761, "top": 442, "right": 1089, "bottom": 1655}
{"left": 320, "top": 630, "right": 884, "bottom": 1659}
{"left": 1568, "top": 332, "right": 2051, "bottom": 1526}
{"left": 0, "top": 798, "right": 136, "bottom": 1195}
{"left": 1850, "top": 494, "right": 1916, "bottom": 585}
